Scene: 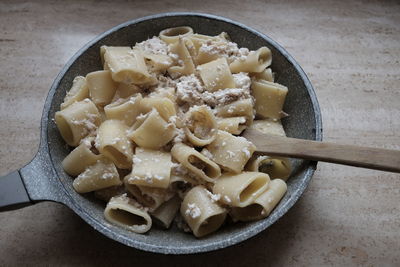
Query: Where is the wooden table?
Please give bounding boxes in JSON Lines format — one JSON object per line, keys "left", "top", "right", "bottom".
{"left": 1, "top": 0, "right": 399, "bottom": 265}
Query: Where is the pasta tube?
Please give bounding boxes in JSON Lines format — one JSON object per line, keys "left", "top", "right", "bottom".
{"left": 150, "top": 195, "right": 181, "bottom": 229}
{"left": 184, "top": 105, "right": 218, "bottom": 146}
{"left": 230, "top": 179, "right": 287, "bottom": 221}
{"left": 126, "top": 147, "right": 172, "bottom": 189}
{"left": 230, "top": 47, "right": 272, "bottom": 73}
{"left": 251, "top": 80, "right": 288, "bottom": 119}
{"left": 248, "top": 118, "right": 286, "bottom": 137}
{"left": 60, "top": 76, "right": 89, "bottom": 110}
{"left": 73, "top": 158, "right": 121, "bottom": 193}
{"left": 181, "top": 186, "right": 227, "bottom": 238}
{"left": 213, "top": 172, "right": 270, "bottom": 207}
{"left": 96, "top": 120, "right": 134, "bottom": 169}
{"left": 86, "top": 70, "right": 117, "bottom": 107}
{"left": 116, "top": 82, "right": 141, "bottom": 98}
{"left": 143, "top": 53, "right": 173, "bottom": 72}
{"left": 251, "top": 68, "right": 274, "bottom": 82}
{"left": 246, "top": 156, "right": 292, "bottom": 181}
{"left": 216, "top": 116, "right": 247, "bottom": 135}
{"left": 167, "top": 38, "right": 196, "bottom": 77}
{"left": 171, "top": 143, "right": 221, "bottom": 183}
{"left": 127, "top": 109, "right": 176, "bottom": 149}
{"left": 197, "top": 57, "right": 235, "bottom": 91}
{"left": 159, "top": 26, "right": 194, "bottom": 44}
{"left": 104, "top": 194, "right": 152, "bottom": 234}
{"left": 104, "top": 46, "right": 154, "bottom": 85}
{"left": 140, "top": 97, "right": 176, "bottom": 122}
{"left": 206, "top": 130, "right": 255, "bottom": 173}
{"left": 104, "top": 94, "right": 142, "bottom": 126}
{"left": 55, "top": 99, "right": 101, "bottom": 146}
{"left": 62, "top": 136, "right": 102, "bottom": 176}
{"left": 215, "top": 98, "right": 254, "bottom": 125}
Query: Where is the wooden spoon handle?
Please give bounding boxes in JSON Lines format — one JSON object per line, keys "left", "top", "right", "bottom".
{"left": 247, "top": 131, "right": 400, "bottom": 173}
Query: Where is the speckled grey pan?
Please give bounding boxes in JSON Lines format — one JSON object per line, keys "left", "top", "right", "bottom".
{"left": 0, "top": 12, "right": 322, "bottom": 254}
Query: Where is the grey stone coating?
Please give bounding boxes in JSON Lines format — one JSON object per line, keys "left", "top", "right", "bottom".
{"left": 16, "top": 13, "right": 322, "bottom": 254}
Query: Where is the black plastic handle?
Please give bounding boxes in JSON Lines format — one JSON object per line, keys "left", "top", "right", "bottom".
{"left": 0, "top": 151, "right": 67, "bottom": 212}
{"left": 0, "top": 170, "right": 33, "bottom": 211}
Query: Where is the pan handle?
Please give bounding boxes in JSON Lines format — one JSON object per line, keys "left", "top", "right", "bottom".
{"left": 0, "top": 170, "right": 32, "bottom": 211}
{"left": 0, "top": 151, "right": 66, "bottom": 211}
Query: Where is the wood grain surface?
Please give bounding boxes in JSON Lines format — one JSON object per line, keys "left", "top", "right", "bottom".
{"left": 0, "top": 0, "right": 399, "bottom": 266}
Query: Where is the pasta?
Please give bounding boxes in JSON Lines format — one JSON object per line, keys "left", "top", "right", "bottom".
{"left": 213, "top": 172, "right": 270, "bottom": 207}
{"left": 167, "top": 37, "right": 196, "bottom": 77}
{"left": 125, "top": 147, "right": 172, "bottom": 189}
{"left": 197, "top": 57, "right": 235, "bottom": 91}
{"left": 73, "top": 158, "right": 121, "bottom": 193}
{"left": 248, "top": 118, "right": 286, "bottom": 137}
{"left": 104, "top": 194, "right": 152, "bottom": 234}
{"left": 216, "top": 116, "right": 247, "bottom": 135}
{"left": 60, "top": 76, "right": 89, "bottom": 110}
{"left": 184, "top": 105, "right": 217, "bottom": 146}
{"left": 171, "top": 143, "right": 221, "bottom": 183}
{"left": 62, "top": 137, "right": 102, "bottom": 176}
{"left": 159, "top": 26, "right": 194, "bottom": 44}
{"left": 216, "top": 98, "right": 254, "bottom": 126}
{"left": 56, "top": 27, "right": 291, "bottom": 238}
{"left": 55, "top": 99, "right": 101, "bottom": 146}
{"left": 251, "top": 80, "right": 288, "bottom": 119}
{"left": 251, "top": 68, "right": 274, "bottom": 82}
{"left": 206, "top": 130, "right": 256, "bottom": 173}
{"left": 86, "top": 70, "right": 117, "bottom": 107}
{"left": 127, "top": 109, "right": 176, "bottom": 149}
{"left": 104, "top": 93, "right": 142, "bottom": 126}
{"left": 230, "top": 47, "right": 272, "bottom": 73}
{"left": 96, "top": 120, "right": 134, "bottom": 169}
{"left": 103, "top": 46, "right": 155, "bottom": 85}
{"left": 246, "top": 156, "right": 291, "bottom": 180}
{"left": 151, "top": 195, "right": 181, "bottom": 228}
{"left": 230, "top": 179, "right": 287, "bottom": 221}
{"left": 139, "top": 96, "right": 176, "bottom": 121}
{"left": 180, "top": 186, "right": 227, "bottom": 237}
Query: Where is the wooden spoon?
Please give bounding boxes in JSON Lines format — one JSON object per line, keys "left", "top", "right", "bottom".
{"left": 242, "top": 128, "right": 400, "bottom": 173}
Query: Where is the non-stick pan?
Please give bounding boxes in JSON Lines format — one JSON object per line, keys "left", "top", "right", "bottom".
{"left": 0, "top": 12, "right": 322, "bottom": 254}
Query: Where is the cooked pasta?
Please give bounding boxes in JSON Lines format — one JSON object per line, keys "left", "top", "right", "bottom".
{"left": 104, "top": 194, "right": 152, "bottom": 234}
{"left": 60, "top": 76, "right": 89, "bottom": 110}
{"left": 126, "top": 147, "right": 172, "bottom": 189}
{"left": 56, "top": 27, "right": 291, "bottom": 238}
{"left": 230, "top": 179, "right": 287, "bottom": 221}
{"left": 73, "top": 158, "right": 121, "bottom": 193}
{"left": 181, "top": 186, "right": 227, "bottom": 237}
{"left": 251, "top": 80, "right": 288, "bottom": 119}
{"left": 184, "top": 105, "right": 218, "bottom": 146}
{"left": 55, "top": 99, "right": 101, "bottom": 146}
{"left": 86, "top": 70, "right": 117, "bottom": 107}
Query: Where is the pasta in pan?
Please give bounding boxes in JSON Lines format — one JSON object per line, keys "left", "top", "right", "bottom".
{"left": 55, "top": 26, "right": 290, "bottom": 238}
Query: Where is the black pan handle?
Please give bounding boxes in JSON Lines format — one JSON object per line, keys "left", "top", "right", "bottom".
{"left": 0, "top": 151, "right": 66, "bottom": 211}
{"left": 0, "top": 170, "right": 32, "bottom": 211}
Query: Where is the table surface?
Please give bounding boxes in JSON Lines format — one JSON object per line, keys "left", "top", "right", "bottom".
{"left": 1, "top": 0, "right": 399, "bottom": 266}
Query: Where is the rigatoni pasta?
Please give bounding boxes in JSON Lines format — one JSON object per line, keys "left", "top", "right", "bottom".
{"left": 55, "top": 99, "right": 101, "bottom": 146}
{"left": 230, "top": 179, "right": 287, "bottom": 221}
{"left": 181, "top": 186, "right": 227, "bottom": 237}
{"left": 104, "top": 194, "right": 152, "bottom": 234}
{"left": 73, "top": 158, "right": 121, "bottom": 193}
{"left": 60, "top": 76, "right": 89, "bottom": 110}
{"left": 55, "top": 26, "right": 291, "bottom": 238}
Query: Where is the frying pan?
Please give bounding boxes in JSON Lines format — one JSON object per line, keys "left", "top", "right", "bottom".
{"left": 0, "top": 12, "right": 322, "bottom": 254}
